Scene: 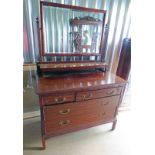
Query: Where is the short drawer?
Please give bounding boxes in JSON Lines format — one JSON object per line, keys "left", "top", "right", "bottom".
{"left": 42, "top": 94, "right": 75, "bottom": 105}
{"left": 76, "top": 87, "right": 122, "bottom": 101}
{"left": 43, "top": 95, "right": 120, "bottom": 121}
{"left": 44, "top": 108, "right": 116, "bottom": 135}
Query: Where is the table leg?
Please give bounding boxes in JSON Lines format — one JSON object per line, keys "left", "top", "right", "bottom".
{"left": 41, "top": 137, "right": 46, "bottom": 150}
{"left": 111, "top": 119, "right": 117, "bottom": 131}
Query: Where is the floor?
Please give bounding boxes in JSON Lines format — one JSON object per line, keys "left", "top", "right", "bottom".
{"left": 23, "top": 111, "right": 131, "bottom": 155}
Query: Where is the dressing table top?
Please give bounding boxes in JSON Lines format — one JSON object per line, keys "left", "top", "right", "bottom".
{"left": 36, "top": 72, "right": 126, "bottom": 95}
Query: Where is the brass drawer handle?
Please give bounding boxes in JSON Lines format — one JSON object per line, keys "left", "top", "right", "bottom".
{"left": 104, "top": 102, "right": 109, "bottom": 105}
{"left": 106, "top": 90, "right": 115, "bottom": 95}
{"left": 102, "top": 112, "right": 106, "bottom": 116}
{"left": 59, "top": 120, "right": 70, "bottom": 126}
{"left": 59, "top": 109, "right": 70, "bottom": 115}
{"left": 55, "top": 97, "right": 66, "bottom": 104}
{"left": 83, "top": 93, "right": 92, "bottom": 100}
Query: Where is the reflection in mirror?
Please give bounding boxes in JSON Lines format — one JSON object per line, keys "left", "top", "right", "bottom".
{"left": 42, "top": 5, "right": 104, "bottom": 54}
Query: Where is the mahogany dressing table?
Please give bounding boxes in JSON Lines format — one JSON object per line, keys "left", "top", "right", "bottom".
{"left": 35, "top": 1, "right": 127, "bottom": 149}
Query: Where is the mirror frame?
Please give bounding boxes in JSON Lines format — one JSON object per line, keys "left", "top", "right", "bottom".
{"left": 39, "top": 1, "right": 106, "bottom": 58}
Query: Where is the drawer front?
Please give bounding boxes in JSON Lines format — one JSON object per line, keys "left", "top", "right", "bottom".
{"left": 44, "top": 108, "right": 116, "bottom": 135}
{"left": 76, "top": 87, "right": 122, "bottom": 101}
{"left": 43, "top": 95, "right": 120, "bottom": 121}
{"left": 42, "top": 94, "right": 75, "bottom": 105}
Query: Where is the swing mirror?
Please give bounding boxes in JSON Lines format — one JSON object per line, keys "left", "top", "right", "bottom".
{"left": 40, "top": 1, "right": 106, "bottom": 57}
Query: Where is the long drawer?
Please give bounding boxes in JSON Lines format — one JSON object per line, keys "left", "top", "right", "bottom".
{"left": 44, "top": 108, "right": 116, "bottom": 135}
{"left": 43, "top": 95, "right": 120, "bottom": 121}
{"left": 76, "top": 87, "right": 122, "bottom": 101}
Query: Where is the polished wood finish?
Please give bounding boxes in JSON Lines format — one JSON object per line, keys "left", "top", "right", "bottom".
{"left": 36, "top": 72, "right": 126, "bottom": 95}
{"left": 39, "top": 62, "right": 106, "bottom": 69}
{"left": 38, "top": 62, "right": 107, "bottom": 72}
{"left": 76, "top": 87, "right": 121, "bottom": 101}
{"left": 38, "top": 1, "right": 107, "bottom": 65}
{"left": 36, "top": 1, "right": 108, "bottom": 77}
{"left": 43, "top": 96, "right": 120, "bottom": 121}
{"left": 36, "top": 17, "right": 42, "bottom": 61}
{"left": 44, "top": 119, "right": 116, "bottom": 139}
{"left": 43, "top": 53, "right": 101, "bottom": 56}
{"left": 70, "top": 19, "right": 103, "bottom": 25}
{"left": 43, "top": 93, "right": 75, "bottom": 105}
{"left": 36, "top": 72, "right": 126, "bottom": 149}
{"left": 35, "top": 1, "right": 126, "bottom": 150}
{"left": 44, "top": 108, "right": 116, "bottom": 135}
{"left": 40, "top": 1, "right": 106, "bottom": 14}
{"left": 40, "top": 1, "right": 44, "bottom": 57}
{"left": 100, "top": 10, "right": 106, "bottom": 61}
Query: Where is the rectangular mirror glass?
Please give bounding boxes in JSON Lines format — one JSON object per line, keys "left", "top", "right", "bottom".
{"left": 41, "top": 2, "right": 106, "bottom": 56}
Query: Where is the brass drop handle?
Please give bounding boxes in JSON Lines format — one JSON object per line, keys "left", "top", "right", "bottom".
{"left": 59, "top": 109, "right": 70, "bottom": 115}
{"left": 106, "top": 90, "right": 114, "bottom": 95}
{"left": 83, "top": 93, "right": 92, "bottom": 100}
{"left": 59, "top": 120, "right": 70, "bottom": 126}
{"left": 55, "top": 97, "right": 66, "bottom": 104}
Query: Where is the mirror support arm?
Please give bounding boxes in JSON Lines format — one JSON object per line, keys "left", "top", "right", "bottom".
{"left": 36, "top": 17, "right": 42, "bottom": 61}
